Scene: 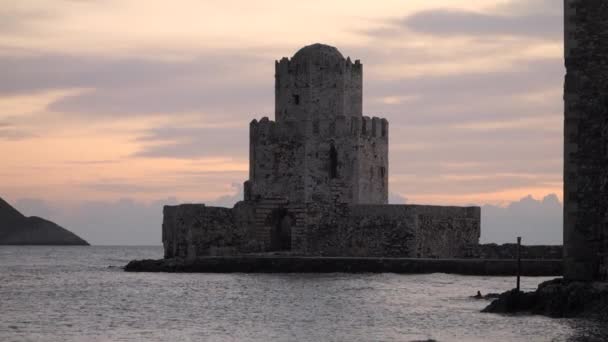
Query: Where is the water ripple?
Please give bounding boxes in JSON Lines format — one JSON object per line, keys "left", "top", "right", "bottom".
{"left": 0, "top": 246, "right": 605, "bottom": 342}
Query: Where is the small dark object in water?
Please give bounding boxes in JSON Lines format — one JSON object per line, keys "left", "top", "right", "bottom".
{"left": 471, "top": 291, "right": 500, "bottom": 300}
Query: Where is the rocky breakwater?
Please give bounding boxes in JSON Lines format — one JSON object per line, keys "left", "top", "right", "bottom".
{"left": 483, "top": 278, "right": 608, "bottom": 321}
{"left": 124, "top": 256, "right": 562, "bottom": 275}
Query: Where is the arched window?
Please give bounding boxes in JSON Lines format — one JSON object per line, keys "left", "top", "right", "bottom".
{"left": 329, "top": 144, "right": 338, "bottom": 179}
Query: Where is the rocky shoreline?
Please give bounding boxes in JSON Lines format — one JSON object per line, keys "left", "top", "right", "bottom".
{"left": 483, "top": 278, "right": 608, "bottom": 321}
{"left": 124, "top": 256, "right": 562, "bottom": 276}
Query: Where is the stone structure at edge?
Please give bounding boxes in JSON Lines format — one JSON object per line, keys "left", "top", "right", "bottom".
{"left": 564, "top": 1, "right": 608, "bottom": 281}
{"left": 163, "top": 44, "right": 480, "bottom": 258}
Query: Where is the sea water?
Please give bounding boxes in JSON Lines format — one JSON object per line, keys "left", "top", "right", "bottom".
{"left": 0, "top": 246, "right": 606, "bottom": 342}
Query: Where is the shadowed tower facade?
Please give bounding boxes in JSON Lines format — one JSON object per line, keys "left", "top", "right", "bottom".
{"left": 564, "top": 0, "right": 608, "bottom": 281}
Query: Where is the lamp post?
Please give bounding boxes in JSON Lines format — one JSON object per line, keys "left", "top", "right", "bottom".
{"left": 517, "top": 236, "right": 522, "bottom": 292}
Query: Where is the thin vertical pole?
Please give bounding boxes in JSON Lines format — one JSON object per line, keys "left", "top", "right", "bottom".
{"left": 516, "top": 236, "right": 522, "bottom": 292}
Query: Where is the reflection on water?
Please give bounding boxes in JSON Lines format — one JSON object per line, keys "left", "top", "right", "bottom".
{"left": 0, "top": 246, "right": 605, "bottom": 342}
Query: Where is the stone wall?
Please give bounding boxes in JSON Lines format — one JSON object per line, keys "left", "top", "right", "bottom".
{"left": 162, "top": 202, "right": 480, "bottom": 259}
{"left": 413, "top": 205, "right": 480, "bottom": 258}
{"left": 300, "top": 204, "right": 480, "bottom": 258}
{"left": 356, "top": 117, "right": 389, "bottom": 204}
{"left": 162, "top": 204, "right": 240, "bottom": 259}
{"left": 302, "top": 116, "right": 359, "bottom": 205}
{"left": 163, "top": 200, "right": 306, "bottom": 257}
{"left": 127, "top": 257, "right": 562, "bottom": 276}
{"left": 564, "top": 0, "right": 608, "bottom": 281}
{"left": 466, "top": 244, "right": 563, "bottom": 260}
{"left": 247, "top": 114, "right": 389, "bottom": 206}
{"left": 247, "top": 118, "right": 306, "bottom": 202}
{"left": 300, "top": 204, "right": 416, "bottom": 256}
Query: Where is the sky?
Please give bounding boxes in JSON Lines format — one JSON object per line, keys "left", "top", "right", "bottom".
{"left": 1, "top": 0, "right": 564, "bottom": 245}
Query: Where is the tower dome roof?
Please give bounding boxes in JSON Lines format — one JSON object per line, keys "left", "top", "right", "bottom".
{"left": 292, "top": 43, "right": 344, "bottom": 64}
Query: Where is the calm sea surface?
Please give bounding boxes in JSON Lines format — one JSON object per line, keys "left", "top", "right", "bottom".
{"left": 0, "top": 246, "right": 606, "bottom": 342}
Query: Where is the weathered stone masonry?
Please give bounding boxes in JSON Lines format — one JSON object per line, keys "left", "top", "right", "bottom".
{"left": 564, "top": 0, "right": 608, "bottom": 281}
{"left": 163, "top": 44, "right": 480, "bottom": 259}
{"left": 245, "top": 45, "right": 388, "bottom": 205}
{"left": 163, "top": 202, "right": 480, "bottom": 259}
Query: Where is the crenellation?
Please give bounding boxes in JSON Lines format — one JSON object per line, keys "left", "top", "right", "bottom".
{"left": 362, "top": 116, "right": 371, "bottom": 135}
{"left": 381, "top": 118, "right": 388, "bottom": 139}
{"left": 372, "top": 117, "right": 381, "bottom": 137}
{"left": 351, "top": 116, "right": 360, "bottom": 135}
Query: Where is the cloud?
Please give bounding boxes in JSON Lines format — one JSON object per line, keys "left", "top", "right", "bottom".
{"left": 367, "top": 0, "right": 562, "bottom": 41}
{"left": 63, "top": 159, "right": 121, "bottom": 165}
{"left": 12, "top": 185, "right": 246, "bottom": 245}
{"left": 402, "top": 9, "right": 561, "bottom": 40}
{"left": 207, "top": 183, "right": 244, "bottom": 208}
{"left": 81, "top": 181, "right": 172, "bottom": 194}
{"left": 14, "top": 198, "right": 56, "bottom": 218}
{"left": 481, "top": 194, "right": 562, "bottom": 244}
{"left": 0, "top": 8, "right": 54, "bottom": 34}
{"left": 12, "top": 197, "right": 178, "bottom": 245}
{"left": 0, "top": 123, "right": 35, "bottom": 140}
{"left": 389, "top": 192, "right": 407, "bottom": 204}
{"left": 365, "top": 57, "right": 563, "bottom": 124}
{"left": 12, "top": 192, "right": 562, "bottom": 245}
{"left": 496, "top": 0, "right": 562, "bottom": 16}
{"left": 47, "top": 80, "right": 271, "bottom": 118}
{"left": 1, "top": 0, "right": 565, "bottom": 208}
{"left": 0, "top": 51, "right": 273, "bottom": 119}
{"left": 132, "top": 125, "right": 249, "bottom": 159}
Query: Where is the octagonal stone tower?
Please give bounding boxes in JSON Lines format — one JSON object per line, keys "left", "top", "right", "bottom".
{"left": 245, "top": 43, "right": 388, "bottom": 205}
{"left": 275, "top": 43, "right": 362, "bottom": 122}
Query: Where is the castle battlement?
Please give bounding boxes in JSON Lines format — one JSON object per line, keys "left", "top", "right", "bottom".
{"left": 275, "top": 55, "right": 362, "bottom": 74}
{"left": 250, "top": 114, "right": 389, "bottom": 143}
{"left": 352, "top": 116, "right": 389, "bottom": 140}
{"left": 250, "top": 117, "right": 305, "bottom": 140}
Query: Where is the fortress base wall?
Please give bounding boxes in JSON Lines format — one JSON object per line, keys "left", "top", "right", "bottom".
{"left": 302, "top": 204, "right": 479, "bottom": 257}
{"left": 162, "top": 202, "right": 259, "bottom": 259}
{"left": 162, "top": 202, "right": 480, "bottom": 259}
{"left": 466, "top": 244, "right": 563, "bottom": 260}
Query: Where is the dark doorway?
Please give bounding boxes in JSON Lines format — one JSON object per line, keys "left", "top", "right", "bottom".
{"left": 329, "top": 144, "right": 338, "bottom": 179}
{"left": 269, "top": 208, "right": 293, "bottom": 251}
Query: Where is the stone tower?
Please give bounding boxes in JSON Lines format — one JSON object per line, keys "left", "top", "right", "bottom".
{"left": 564, "top": 0, "right": 608, "bottom": 281}
{"left": 162, "top": 44, "right": 480, "bottom": 258}
{"left": 245, "top": 43, "right": 388, "bottom": 205}
{"left": 275, "top": 44, "right": 362, "bottom": 122}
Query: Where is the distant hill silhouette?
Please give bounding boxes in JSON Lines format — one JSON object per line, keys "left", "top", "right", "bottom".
{"left": 0, "top": 197, "right": 88, "bottom": 245}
